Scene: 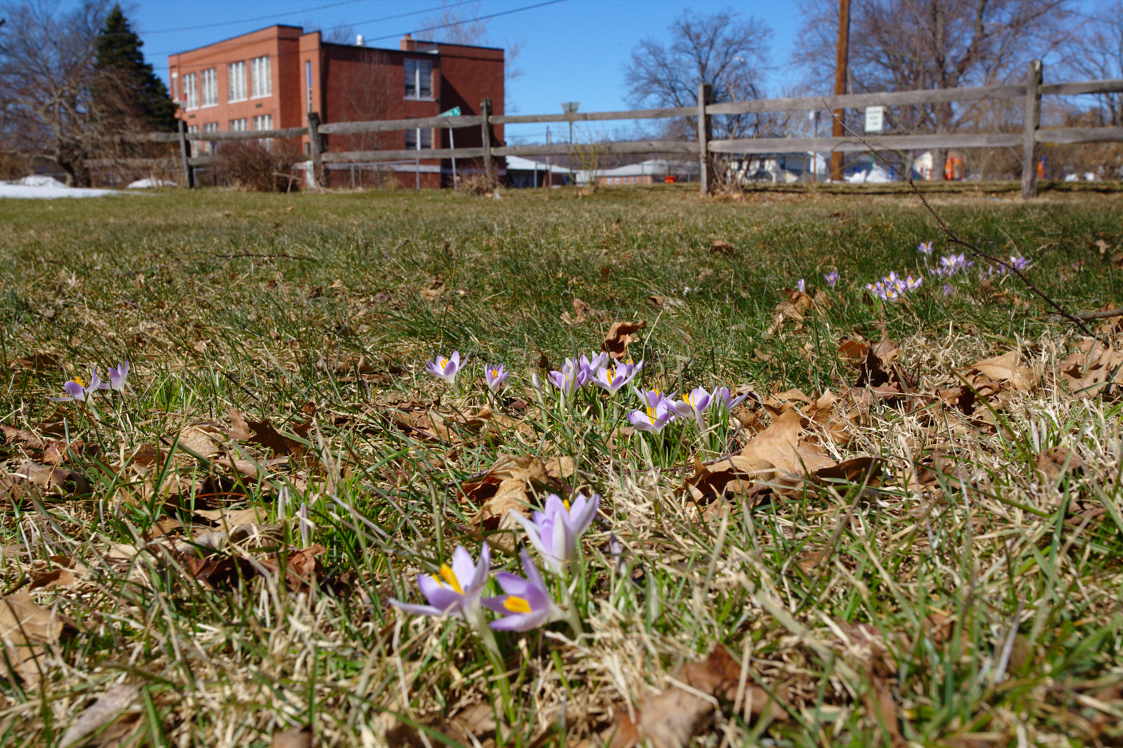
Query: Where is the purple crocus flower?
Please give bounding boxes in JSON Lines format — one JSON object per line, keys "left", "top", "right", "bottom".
{"left": 796, "top": 278, "right": 807, "bottom": 293}
{"left": 51, "top": 371, "right": 102, "bottom": 402}
{"left": 1008, "top": 255, "right": 1031, "bottom": 272}
{"left": 671, "top": 386, "right": 712, "bottom": 429}
{"left": 548, "top": 358, "right": 581, "bottom": 395}
{"left": 628, "top": 391, "right": 676, "bottom": 433}
{"left": 824, "top": 271, "right": 839, "bottom": 288}
{"left": 710, "top": 386, "right": 747, "bottom": 410}
{"left": 426, "top": 352, "right": 463, "bottom": 384}
{"left": 917, "top": 241, "right": 934, "bottom": 255}
{"left": 510, "top": 493, "right": 600, "bottom": 573}
{"left": 483, "top": 364, "right": 509, "bottom": 391}
{"left": 389, "top": 543, "right": 491, "bottom": 618}
{"left": 577, "top": 353, "right": 609, "bottom": 386}
{"left": 592, "top": 360, "right": 642, "bottom": 394}
{"left": 106, "top": 361, "right": 130, "bottom": 392}
{"left": 482, "top": 549, "right": 560, "bottom": 631}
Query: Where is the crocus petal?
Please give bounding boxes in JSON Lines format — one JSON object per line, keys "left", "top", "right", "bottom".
{"left": 509, "top": 511, "right": 549, "bottom": 558}
{"left": 388, "top": 599, "right": 445, "bottom": 617}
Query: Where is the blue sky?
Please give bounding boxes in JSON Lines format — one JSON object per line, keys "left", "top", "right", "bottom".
{"left": 114, "top": 0, "right": 1099, "bottom": 143}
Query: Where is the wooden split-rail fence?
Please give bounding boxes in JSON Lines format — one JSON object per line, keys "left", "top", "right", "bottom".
{"left": 99, "top": 60, "right": 1123, "bottom": 199}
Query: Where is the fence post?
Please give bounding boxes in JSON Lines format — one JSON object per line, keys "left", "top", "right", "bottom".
{"left": 481, "top": 98, "right": 494, "bottom": 184}
{"left": 177, "top": 119, "right": 195, "bottom": 188}
{"left": 1021, "top": 59, "right": 1043, "bottom": 199}
{"left": 697, "top": 83, "right": 712, "bottom": 195}
{"left": 307, "top": 111, "right": 324, "bottom": 189}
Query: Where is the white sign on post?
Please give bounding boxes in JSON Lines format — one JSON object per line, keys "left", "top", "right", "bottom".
{"left": 865, "top": 106, "right": 885, "bottom": 133}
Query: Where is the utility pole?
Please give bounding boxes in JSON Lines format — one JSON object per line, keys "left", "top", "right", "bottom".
{"left": 830, "top": 0, "right": 851, "bottom": 182}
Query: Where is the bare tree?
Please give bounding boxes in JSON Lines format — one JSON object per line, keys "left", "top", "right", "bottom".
{"left": 0, "top": 0, "right": 111, "bottom": 184}
{"left": 1064, "top": 0, "right": 1122, "bottom": 127}
{"left": 420, "top": 0, "right": 523, "bottom": 110}
{"left": 793, "top": 0, "right": 1075, "bottom": 134}
{"left": 624, "top": 9, "right": 773, "bottom": 140}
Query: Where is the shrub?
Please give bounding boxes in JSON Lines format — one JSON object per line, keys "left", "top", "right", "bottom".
{"left": 213, "top": 139, "right": 305, "bottom": 192}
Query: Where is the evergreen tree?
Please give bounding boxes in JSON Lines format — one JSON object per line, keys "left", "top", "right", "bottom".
{"left": 92, "top": 4, "right": 177, "bottom": 132}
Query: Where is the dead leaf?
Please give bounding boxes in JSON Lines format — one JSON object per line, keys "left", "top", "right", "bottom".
{"left": 561, "top": 297, "right": 598, "bottom": 325}
{"left": 29, "top": 556, "right": 83, "bottom": 590}
{"left": 647, "top": 295, "right": 684, "bottom": 311}
{"left": 460, "top": 455, "right": 572, "bottom": 530}
{"left": 710, "top": 239, "right": 735, "bottom": 255}
{"left": 5, "top": 461, "right": 90, "bottom": 500}
{"left": 829, "top": 621, "right": 903, "bottom": 745}
{"left": 967, "top": 350, "right": 1038, "bottom": 392}
{"left": 1059, "top": 339, "right": 1123, "bottom": 398}
{"left": 0, "top": 425, "right": 45, "bottom": 452}
{"left": 602, "top": 320, "right": 646, "bottom": 360}
{"left": 258, "top": 545, "right": 326, "bottom": 592}
{"left": 0, "top": 591, "right": 63, "bottom": 686}
{"left": 174, "top": 424, "right": 223, "bottom": 459}
{"left": 227, "top": 409, "right": 253, "bottom": 441}
{"left": 1035, "top": 447, "right": 1084, "bottom": 483}
{"left": 59, "top": 684, "right": 140, "bottom": 748}
{"left": 767, "top": 289, "right": 814, "bottom": 334}
{"left": 608, "top": 644, "right": 782, "bottom": 747}
{"left": 271, "top": 726, "right": 313, "bottom": 748}
{"left": 247, "top": 419, "right": 306, "bottom": 457}
{"left": 420, "top": 277, "right": 446, "bottom": 301}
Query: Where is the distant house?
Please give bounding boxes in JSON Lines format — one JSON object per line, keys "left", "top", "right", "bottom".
{"left": 575, "top": 159, "right": 698, "bottom": 186}
{"left": 168, "top": 26, "right": 505, "bottom": 188}
{"left": 506, "top": 155, "right": 573, "bottom": 187}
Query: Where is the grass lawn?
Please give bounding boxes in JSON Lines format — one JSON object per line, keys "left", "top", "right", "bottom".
{"left": 1, "top": 184, "right": 1122, "bottom": 745}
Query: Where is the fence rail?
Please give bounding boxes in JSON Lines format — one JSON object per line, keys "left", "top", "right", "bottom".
{"left": 93, "top": 61, "right": 1123, "bottom": 198}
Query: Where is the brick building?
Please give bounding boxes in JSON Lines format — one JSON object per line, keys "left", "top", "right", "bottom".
{"left": 167, "top": 25, "right": 504, "bottom": 187}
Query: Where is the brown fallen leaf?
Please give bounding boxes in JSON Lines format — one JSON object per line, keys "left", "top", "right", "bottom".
{"left": 460, "top": 455, "right": 572, "bottom": 530}
{"left": 258, "top": 545, "right": 326, "bottom": 592}
{"left": 561, "top": 297, "right": 597, "bottom": 325}
{"left": 0, "top": 591, "right": 63, "bottom": 686}
{"left": 967, "top": 350, "right": 1038, "bottom": 393}
{"left": 1035, "top": 446, "right": 1084, "bottom": 483}
{"left": 1059, "top": 339, "right": 1123, "bottom": 398}
{"left": 227, "top": 409, "right": 253, "bottom": 441}
{"left": 247, "top": 419, "right": 307, "bottom": 457}
{"left": 2, "top": 461, "right": 91, "bottom": 501}
{"left": 602, "top": 320, "right": 646, "bottom": 361}
{"left": 173, "top": 423, "right": 224, "bottom": 459}
{"left": 386, "top": 702, "right": 496, "bottom": 747}
{"left": 710, "top": 239, "right": 735, "bottom": 255}
{"left": 767, "top": 288, "right": 814, "bottom": 334}
{"left": 59, "top": 684, "right": 141, "bottom": 748}
{"left": 419, "top": 277, "right": 446, "bottom": 301}
{"left": 608, "top": 644, "right": 782, "bottom": 747}
{"left": 0, "top": 424, "right": 45, "bottom": 452}
{"left": 271, "top": 726, "right": 313, "bottom": 748}
{"left": 829, "top": 621, "right": 903, "bottom": 745}
{"left": 29, "top": 556, "right": 83, "bottom": 591}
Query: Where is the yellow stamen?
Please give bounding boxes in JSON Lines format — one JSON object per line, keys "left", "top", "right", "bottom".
{"left": 503, "top": 596, "right": 532, "bottom": 614}
{"left": 606, "top": 368, "right": 615, "bottom": 383}
{"left": 490, "top": 368, "right": 499, "bottom": 378}
{"left": 563, "top": 499, "right": 571, "bottom": 510}
{"left": 646, "top": 406, "right": 656, "bottom": 420}
{"left": 432, "top": 564, "right": 463, "bottom": 594}
{"left": 682, "top": 393, "right": 693, "bottom": 406}
{"left": 72, "top": 376, "right": 86, "bottom": 387}
{"left": 438, "top": 358, "right": 449, "bottom": 369}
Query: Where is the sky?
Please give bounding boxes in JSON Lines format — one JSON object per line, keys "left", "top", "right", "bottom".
{"left": 117, "top": 0, "right": 808, "bottom": 143}
{"left": 85, "top": 0, "right": 1104, "bottom": 143}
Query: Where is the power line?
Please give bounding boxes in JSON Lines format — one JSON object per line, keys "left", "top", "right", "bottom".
{"left": 362, "top": 0, "right": 565, "bottom": 42}
{"left": 153, "top": 0, "right": 562, "bottom": 75}
{"left": 151, "top": 0, "right": 484, "bottom": 69}
{"left": 141, "top": 0, "right": 386, "bottom": 34}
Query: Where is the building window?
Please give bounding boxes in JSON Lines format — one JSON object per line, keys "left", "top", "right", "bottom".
{"left": 404, "top": 58, "right": 432, "bottom": 99}
{"left": 253, "top": 114, "right": 273, "bottom": 131}
{"left": 251, "top": 56, "right": 272, "bottom": 98}
{"left": 201, "top": 68, "right": 217, "bottom": 107}
{"left": 230, "top": 118, "right": 248, "bottom": 132}
{"left": 228, "top": 61, "right": 246, "bottom": 102}
{"left": 201, "top": 122, "right": 219, "bottom": 153}
{"left": 405, "top": 127, "right": 432, "bottom": 150}
{"left": 305, "top": 60, "right": 313, "bottom": 112}
{"left": 184, "top": 73, "right": 198, "bottom": 109}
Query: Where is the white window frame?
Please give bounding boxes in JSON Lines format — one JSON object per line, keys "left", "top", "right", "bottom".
{"left": 201, "top": 68, "right": 217, "bottom": 107}
{"left": 251, "top": 56, "right": 272, "bottom": 98}
{"left": 305, "top": 60, "right": 313, "bottom": 112}
{"left": 184, "top": 73, "right": 198, "bottom": 110}
{"left": 253, "top": 114, "right": 273, "bottom": 131}
{"left": 228, "top": 61, "right": 246, "bottom": 102}
{"left": 230, "top": 118, "right": 248, "bottom": 132}
{"left": 201, "top": 122, "right": 219, "bottom": 153}
{"left": 405, "top": 127, "right": 432, "bottom": 150}
{"left": 404, "top": 58, "right": 433, "bottom": 100}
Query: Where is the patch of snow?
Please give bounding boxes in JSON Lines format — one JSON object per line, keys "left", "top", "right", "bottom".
{"left": 127, "top": 178, "right": 176, "bottom": 189}
{"left": 15, "top": 175, "right": 67, "bottom": 188}
{"left": 844, "top": 165, "right": 895, "bottom": 184}
{"left": 0, "top": 183, "right": 122, "bottom": 199}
